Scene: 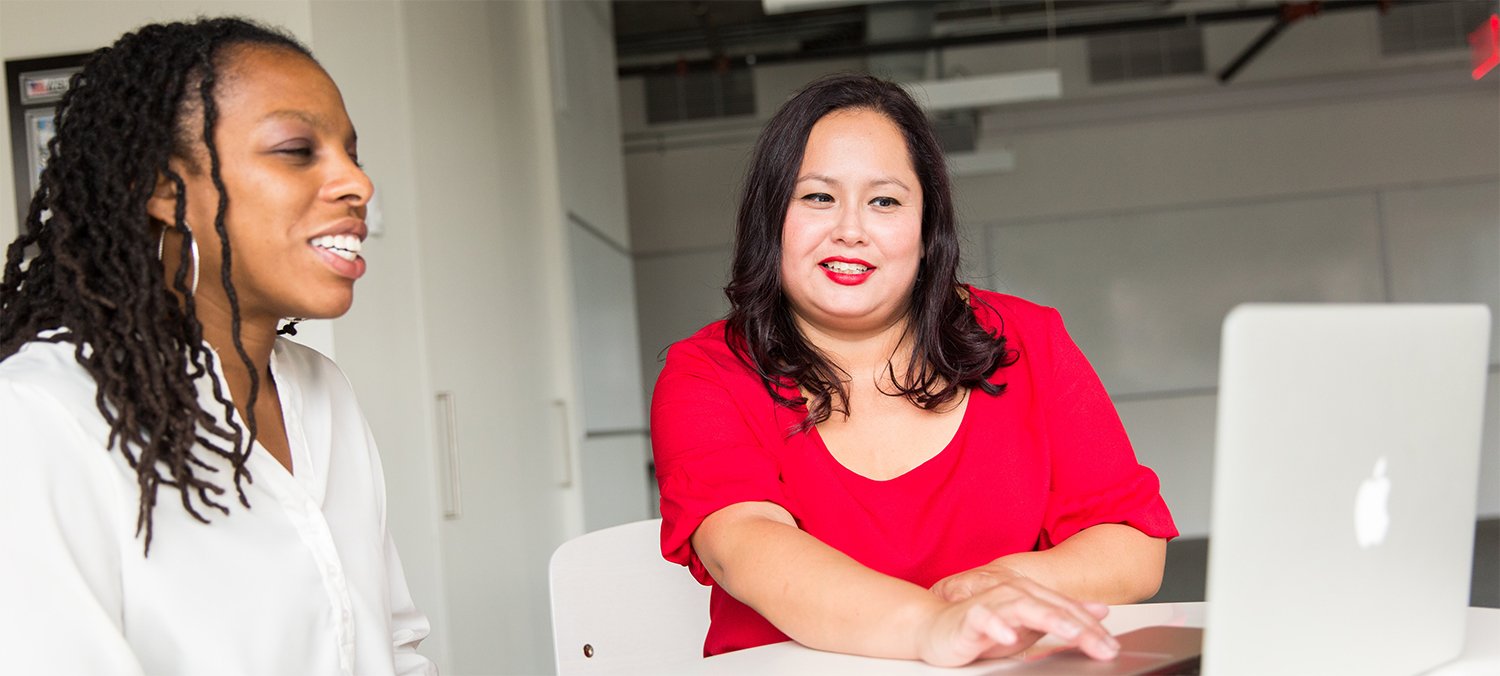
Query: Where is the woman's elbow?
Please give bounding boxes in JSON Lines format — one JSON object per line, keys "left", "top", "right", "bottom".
{"left": 1125, "top": 536, "right": 1169, "bottom": 602}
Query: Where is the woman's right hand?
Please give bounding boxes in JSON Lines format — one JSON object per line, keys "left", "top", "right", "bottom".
{"left": 916, "top": 577, "right": 1120, "bottom": 667}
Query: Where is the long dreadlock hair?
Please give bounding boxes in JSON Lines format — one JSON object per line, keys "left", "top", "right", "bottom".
{"left": 0, "top": 18, "right": 314, "bottom": 554}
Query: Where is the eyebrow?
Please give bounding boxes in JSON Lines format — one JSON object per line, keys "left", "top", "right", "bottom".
{"left": 261, "top": 109, "right": 358, "bottom": 144}
{"left": 262, "top": 109, "right": 322, "bottom": 126}
{"left": 796, "top": 173, "right": 911, "bottom": 192}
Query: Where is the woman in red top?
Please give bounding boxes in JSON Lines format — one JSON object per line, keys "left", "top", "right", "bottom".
{"left": 651, "top": 73, "right": 1177, "bottom": 667}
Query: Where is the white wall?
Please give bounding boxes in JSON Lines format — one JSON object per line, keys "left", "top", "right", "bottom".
{"left": 555, "top": 0, "right": 630, "bottom": 248}
{"left": 622, "top": 10, "right": 1500, "bottom": 538}
{"left": 399, "top": 2, "right": 578, "bottom": 672}
{"left": 305, "top": 0, "right": 450, "bottom": 666}
{"left": 552, "top": 0, "right": 656, "bottom": 532}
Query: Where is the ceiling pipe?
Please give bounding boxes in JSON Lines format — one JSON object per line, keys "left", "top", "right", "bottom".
{"left": 687, "top": 0, "right": 732, "bottom": 74}
{"left": 617, "top": 0, "right": 1405, "bottom": 79}
{"left": 1218, "top": 2, "right": 1331, "bottom": 83}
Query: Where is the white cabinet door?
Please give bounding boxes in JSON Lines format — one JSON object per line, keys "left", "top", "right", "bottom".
{"left": 555, "top": 0, "right": 652, "bottom": 532}
{"left": 404, "top": 2, "right": 576, "bottom": 673}
{"left": 579, "top": 434, "right": 653, "bottom": 532}
{"left": 568, "top": 218, "right": 651, "bottom": 529}
{"left": 567, "top": 218, "right": 647, "bottom": 432}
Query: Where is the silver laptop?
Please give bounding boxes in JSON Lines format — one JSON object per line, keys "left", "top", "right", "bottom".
{"left": 1004, "top": 303, "right": 1491, "bottom": 676}
{"left": 1201, "top": 303, "right": 1490, "bottom": 675}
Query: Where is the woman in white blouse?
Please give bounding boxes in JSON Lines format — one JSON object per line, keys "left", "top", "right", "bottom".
{"left": 0, "top": 18, "right": 434, "bottom": 675}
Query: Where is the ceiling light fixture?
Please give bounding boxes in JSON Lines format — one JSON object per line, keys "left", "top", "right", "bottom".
{"left": 902, "top": 69, "right": 1063, "bottom": 111}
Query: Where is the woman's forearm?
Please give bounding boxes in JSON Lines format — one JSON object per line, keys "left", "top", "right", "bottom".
{"left": 694, "top": 501, "right": 945, "bottom": 659}
{"left": 992, "top": 524, "right": 1167, "bottom": 603}
{"left": 696, "top": 502, "right": 1126, "bottom": 665}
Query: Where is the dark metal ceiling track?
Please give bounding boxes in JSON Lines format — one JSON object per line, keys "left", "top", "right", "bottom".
{"left": 617, "top": 7, "right": 862, "bottom": 57}
{"left": 1217, "top": 1, "right": 1350, "bottom": 83}
{"left": 617, "top": 0, "right": 1404, "bottom": 78}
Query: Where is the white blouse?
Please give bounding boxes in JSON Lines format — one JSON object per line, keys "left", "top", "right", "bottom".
{"left": 0, "top": 337, "right": 436, "bottom": 675}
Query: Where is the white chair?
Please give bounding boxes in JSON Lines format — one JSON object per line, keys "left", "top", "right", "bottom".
{"left": 549, "top": 518, "right": 712, "bottom": 674}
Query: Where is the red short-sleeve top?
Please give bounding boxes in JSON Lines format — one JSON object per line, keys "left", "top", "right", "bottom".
{"left": 650, "top": 288, "right": 1178, "bottom": 656}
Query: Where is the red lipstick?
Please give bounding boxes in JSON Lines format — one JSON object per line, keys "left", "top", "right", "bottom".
{"left": 819, "top": 256, "right": 875, "bottom": 286}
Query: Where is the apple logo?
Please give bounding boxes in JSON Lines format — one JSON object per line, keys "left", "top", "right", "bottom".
{"left": 1354, "top": 457, "right": 1391, "bottom": 549}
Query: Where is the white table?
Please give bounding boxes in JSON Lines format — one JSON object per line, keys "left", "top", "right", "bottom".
{"left": 648, "top": 603, "right": 1499, "bottom": 675}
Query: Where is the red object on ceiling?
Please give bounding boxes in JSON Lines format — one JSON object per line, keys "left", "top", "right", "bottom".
{"left": 1470, "top": 14, "right": 1499, "bottom": 80}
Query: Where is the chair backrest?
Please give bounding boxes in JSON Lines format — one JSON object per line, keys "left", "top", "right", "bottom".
{"left": 549, "top": 518, "right": 711, "bottom": 674}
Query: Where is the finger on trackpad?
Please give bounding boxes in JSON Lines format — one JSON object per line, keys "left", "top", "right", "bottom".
{"left": 978, "top": 626, "right": 1204, "bottom": 676}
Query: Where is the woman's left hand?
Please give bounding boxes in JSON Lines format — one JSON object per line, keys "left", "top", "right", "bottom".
{"left": 930, "top": 525, "right": 1170, "bottom": 605}
{"left": 929, "top": 561, "right": 1028, "bottom": 603}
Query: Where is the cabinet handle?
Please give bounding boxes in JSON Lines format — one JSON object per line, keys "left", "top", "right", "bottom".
{"left": 436, "top": 391, "right": 463, "bottom": 519}
{"left": 554, "top": 399, "right": 575, "bottom": 488}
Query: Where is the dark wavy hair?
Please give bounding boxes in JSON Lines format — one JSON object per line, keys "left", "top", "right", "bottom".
{"left": 0, "top": 18, "right": 313, "bottom": 553}
{"left": 724, "top": 73, "right": 1016, "bottom": 431}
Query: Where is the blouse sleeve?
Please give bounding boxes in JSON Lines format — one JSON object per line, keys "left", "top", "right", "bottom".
{"left": 347, "top": 394, "right": 437, "bottom": 676}
{"left": 0, "top": 379, "right": 145, "bottom": 675}
{"left": 384, "top": 529, "right": 437, "bottom": 676}
{"left": 650, "top": 339, "right": 789, "bottom": 585}
{"left": 1031, "top": 308, "right": 1179, "bottom": 548}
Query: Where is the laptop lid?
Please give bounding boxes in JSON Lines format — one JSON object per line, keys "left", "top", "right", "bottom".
{"left": 1202, "top": 304, "right": 1491, "bottom": 676}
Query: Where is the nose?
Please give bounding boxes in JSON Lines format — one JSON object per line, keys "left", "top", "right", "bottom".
{"left": 324, "top": 152, "right": 374, "bottom": 209}
{"left": 831, "top": 202, "right": 868, "bottom": 246}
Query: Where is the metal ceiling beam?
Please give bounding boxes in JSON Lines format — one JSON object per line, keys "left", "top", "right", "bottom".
{"left": 1218, "top": 1, "right": 1344, "bottom": 83}
{"left": 616, "top": 5, "right": 861, "bottom": 58}
{"left": 617, "top": 0, "right": 1404, "bottom": 78}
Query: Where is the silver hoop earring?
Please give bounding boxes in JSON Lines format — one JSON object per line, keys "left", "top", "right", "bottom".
{"left": 188, "top": 228, "right": 200, "bottom": 296}
{"left": 158, "top": 223, "right": 200, "bottom": 296}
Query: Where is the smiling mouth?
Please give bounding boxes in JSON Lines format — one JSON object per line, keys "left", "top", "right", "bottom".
{"left": 821, "top": 261, "right": 871, "bottom": 274}
{"left": 311, "top": 234, "right": 362, "bottom": 262}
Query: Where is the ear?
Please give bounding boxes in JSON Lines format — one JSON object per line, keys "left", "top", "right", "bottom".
{"left": 145, "top": 171, "right": 181, "bottom": 226}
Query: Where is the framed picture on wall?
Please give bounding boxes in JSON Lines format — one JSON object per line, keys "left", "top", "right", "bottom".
{"left": 7, "top": 53, "right": 90, "bottom": 226}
